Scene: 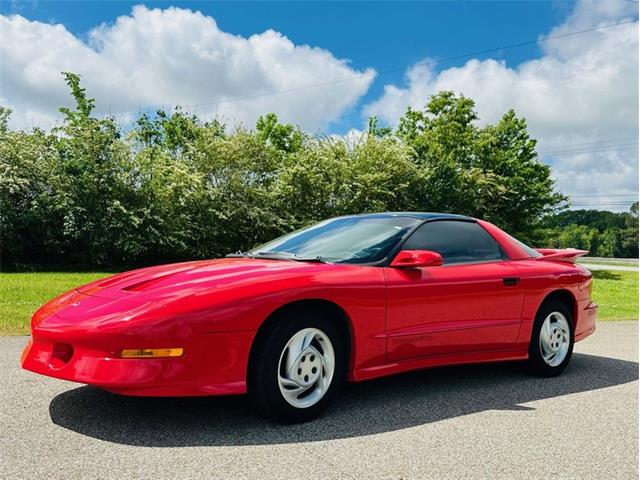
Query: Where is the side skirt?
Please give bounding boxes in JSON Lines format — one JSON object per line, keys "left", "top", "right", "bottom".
{"left": 351, "top": 348, "right": 529, "bottom": 382}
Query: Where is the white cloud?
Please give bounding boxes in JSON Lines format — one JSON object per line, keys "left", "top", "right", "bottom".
{"left": 0, "top": 5, "right": 375, "bottom": 131}
{"left": 328, "top": 128, "right": 368, "bottom": 148}
{"left": 364, "top": 0, "right": 638, "bottom": 211}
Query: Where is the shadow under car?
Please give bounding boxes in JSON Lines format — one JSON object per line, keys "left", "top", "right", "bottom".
{"left": 49, "top": 353, "right": 638, "bottom": 447}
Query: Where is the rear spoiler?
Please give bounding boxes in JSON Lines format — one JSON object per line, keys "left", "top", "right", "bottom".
{"left": 534, "top": 248, "right": 589, "bottom": 264}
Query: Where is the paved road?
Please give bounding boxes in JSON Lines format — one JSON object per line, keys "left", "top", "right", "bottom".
{"left": 579, "top": 263, "right": 639, "bottom": 271}
{"left": 582, "top": 257, "right": 638, "bottom": 266}
{"left": 1, "top": 322, "right": 637, "bottom": 479}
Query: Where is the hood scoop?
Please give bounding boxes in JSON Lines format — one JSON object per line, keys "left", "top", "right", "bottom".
{"left": 79, "top": 262, "right": 205, "bottom": 299}
{"left": 122, "top": 274, "right": 177, "bottom": 292}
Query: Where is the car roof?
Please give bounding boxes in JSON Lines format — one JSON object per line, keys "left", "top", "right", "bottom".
{"left": 344, "top": 212, "right": 473, "bottom": 221}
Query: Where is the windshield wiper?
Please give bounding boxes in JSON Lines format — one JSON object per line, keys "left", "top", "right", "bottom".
{"left": 257, "top": 252, "right": 328, "bottom": 263}
{"left": 226, "top": 251, "right": 328, "bottom": 263}
{"left": 257, "top": 251, "right": 329, "bottom": 263}
{"left": 225, "top": 250, "right": 251, "bottom": 258}
{"left": 289, "top": 255, "right": 328, "bottom": 263}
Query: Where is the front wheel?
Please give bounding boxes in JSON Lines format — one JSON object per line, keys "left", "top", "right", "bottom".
{"left": 527, "top": 301, "right": 574, "bottom": 377}
{"left": 248, "top": 311, "right": 345, "bottom": 423}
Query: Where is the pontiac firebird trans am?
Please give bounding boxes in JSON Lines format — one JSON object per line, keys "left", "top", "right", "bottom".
{"left": 21, "top": 213, "right": 597, "bottom": 422}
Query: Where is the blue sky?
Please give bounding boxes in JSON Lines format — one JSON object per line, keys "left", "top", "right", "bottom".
{"left": 1, "top": 1, "right": 638, "bottom": 209}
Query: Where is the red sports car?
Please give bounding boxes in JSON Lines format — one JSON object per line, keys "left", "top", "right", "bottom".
{"left": 21, "top": 213, "right": 597, "bottom": 422}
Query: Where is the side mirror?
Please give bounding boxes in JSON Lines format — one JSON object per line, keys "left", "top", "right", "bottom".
{"left": 390, "top": 250, "right": 444, "bottom": 268}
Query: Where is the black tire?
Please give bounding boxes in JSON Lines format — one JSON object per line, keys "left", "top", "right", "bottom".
{"left": 527, "top": 300, "right": 574, "bottom": 377}
{"left": 248, "top": 307, "right": 346, "bottom": 423}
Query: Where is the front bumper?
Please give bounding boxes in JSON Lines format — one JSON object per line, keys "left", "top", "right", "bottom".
{"left": 20, "top": 329, "right": 255, "bottom": 397}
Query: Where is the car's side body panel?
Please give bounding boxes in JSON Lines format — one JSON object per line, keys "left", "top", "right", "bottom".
{"left": 509, "top": 259, "right": 596, "bottom": 349}
{"left": 350, "top": 261, "right": 594, "bottom": 382}
{"left": 383, "top": 261, "right": 525, "bottom": 361}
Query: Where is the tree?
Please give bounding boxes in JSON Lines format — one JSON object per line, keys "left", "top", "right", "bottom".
{"left": 626, "top": 201, "right": 638, "bottom": 229}
{"left": 256, "top": 113, "right": 303, "bottom": 153}
{"left": 0, "top": 113, "right": 61, "bottom": 266}
{"left": 0, "top": 107, "right": 10, "bottom": 133}
{"left": 597, "top": 229, "right": 622, "bottom": 257}
{"left": 0, "top": 76, "right": 570, "bottom": 268}
{"left": 538, "top": 203, "right": 639, "bottom": 258}
{"left": 621, "top": 201, "right": 639, "bottom": 258}
{"left": 549, "top": 209, "right": 628, "bottom": 231}
{"left": 396, "top": 92, "right": 565, "bottom": 239}
{"left": 556, "top": 224, "right": 598, "bottom": 252}
{"left": 52, "top": 73, "right": 133, "bottom": 265}
{"left": 366, "top": 116, "right": 392, "bottom": 138}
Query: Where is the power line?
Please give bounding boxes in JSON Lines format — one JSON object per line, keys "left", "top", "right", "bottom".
{"left": 540, "top": 139, "right": 639, "bottom": 152}
{"left": 539, "top": 144, "right": 639, "bottom": 157}
{"left": 556, "top": 172, "right": 638, "bottom": 178}
{"left": 542, "top": 146, "right": 639, "bottom": 156}
{"left": 571, "top": 197, "right": 638, "bottom": 200}
{"left": 570, "top": 196, "right": 638, "bottom": 200}
{"left": 13, "top": 18, "right": 637, "bottom": 131}
{"left": 570, "top": 194, "right": 638, "bottom": 198}
{"left": 178, "top": 19, "right": 637, "bottom": 111}
{"left": 571, "top": 202, "right": 637, "bottom": 206}
{"left": 540, "top": 137, "right": 639, "bottom": 150}
{"left": 572, "top": 200, "right": 637, "bottom": 202}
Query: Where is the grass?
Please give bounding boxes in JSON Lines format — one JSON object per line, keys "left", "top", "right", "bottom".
{"left": 0, "top": 272, "right": 112, "bottom": 336}
{"left": 591, "top": 270, "right": 638, "bottom": 321}
{"left": 0, "top": 269, "right": 637, "bottom": 335}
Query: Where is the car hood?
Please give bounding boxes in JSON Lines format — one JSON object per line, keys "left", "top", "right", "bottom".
{"left": 78, "top": 258, "right": 338, "bottom": 301}
{"left": 33, "top": 258, "right": 348, "bottom": 332}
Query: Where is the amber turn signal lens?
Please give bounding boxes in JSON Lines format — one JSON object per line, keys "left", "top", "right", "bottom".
{"left": 120, "top": 348, "right": 184, "bottom": 358}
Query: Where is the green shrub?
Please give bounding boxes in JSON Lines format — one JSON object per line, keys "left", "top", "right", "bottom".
{"left": 0, "top": 73, "right": 569, "bottom": 268}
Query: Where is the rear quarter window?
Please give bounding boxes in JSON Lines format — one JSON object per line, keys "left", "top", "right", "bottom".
{"left": 402, "top": 220, "right": 504, "bottom": 264}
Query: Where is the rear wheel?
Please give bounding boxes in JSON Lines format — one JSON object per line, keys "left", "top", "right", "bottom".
{"left": 527, "top": 301, "right": 574, "bottom": 377}
{"left": 248, "top": 310, "right": 345, "bottom": 423}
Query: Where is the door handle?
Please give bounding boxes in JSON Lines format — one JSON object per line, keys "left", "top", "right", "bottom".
{"left": 503, "top": 277, "right": 520, "bottom": 286}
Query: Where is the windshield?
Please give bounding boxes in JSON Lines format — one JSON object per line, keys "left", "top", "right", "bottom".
{"left": 249, "top": 216, "right": 421, "bottom": 264}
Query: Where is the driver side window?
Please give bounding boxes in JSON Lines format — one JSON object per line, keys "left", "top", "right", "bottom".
{"left": 402, "top": 220, "right": 503, "bottom": 265}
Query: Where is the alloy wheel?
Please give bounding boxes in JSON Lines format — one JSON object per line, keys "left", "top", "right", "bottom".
{"left": 538, "top": 311, "right": 571, "bottom": 367}
{"left": 277, "top": 327, "right": 335, "bottom": 408}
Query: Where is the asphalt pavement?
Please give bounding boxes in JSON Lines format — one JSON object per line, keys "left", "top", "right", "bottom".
{"left": 579, "top": 263, "right": 639, "bottom": 272}
{"left": 1, "top": 322, "right": 637, "bottom": 479}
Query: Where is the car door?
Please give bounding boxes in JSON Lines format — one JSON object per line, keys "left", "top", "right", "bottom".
{"left": 384, "top": 220, "right": 525, "bottom": 362}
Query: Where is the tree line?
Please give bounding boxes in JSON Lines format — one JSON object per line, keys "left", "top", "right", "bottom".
{"left": 538, "top": 206, "right": 638, "bottom": 258}
{"left": 0, "top": 72, "right": 634, "bottom": 270}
